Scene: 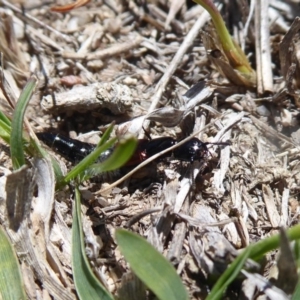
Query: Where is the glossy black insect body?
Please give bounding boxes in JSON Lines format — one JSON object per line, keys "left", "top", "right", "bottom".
{"left": 126, "top": 137, "right": 176, "bottom": 166}
{"left": 36, "top": 132, "right": 98, "bottom": 162}
{"left": 37, "top": 133, "right": 226, "bottom": 166}
{"left": 173, "top": 138, "right": 209, "bottom": 162}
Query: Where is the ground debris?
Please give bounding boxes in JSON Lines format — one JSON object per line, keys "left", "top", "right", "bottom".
{"left": 42, "top": 82, "right": 135, "bottom": 114}
{"left": 0, "top": 0, "right": 300, "bottom": 299}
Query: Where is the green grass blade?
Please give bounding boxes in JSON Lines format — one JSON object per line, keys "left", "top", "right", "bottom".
{"left": 10, "top": 77, "right": 37, "bottom": 169}
{"left": 115, "top": 229, "right": 189, "bottom": 300}
{"left": 53, "top": 124, "right": 115, "bottom": 187}
{"left": 206, "top": 247, "right": 251, "bottom": 300}
{"left": 0, "top": 119, "right": 11, "bottom": 144}
{"left": 0, "top": 111, "right": 11, "bottom": 126}
{"left": 294, "top": 237, "right": 300, "bottom": 270}
{"left": 0, "top": 108, "right": 63, "bottom": 182}
{"left": 207, "top": 224, "right": 300, "bottom": 299}
{"left": 84, "top": 137, "right": 137, "bottom": 180}
{"left": 0, "top": 226, "right": 26, "bottom": 300}
{"left": 249, "top": 224, "right": 300, "bottom": 262}
{"left": 72, "top": 187, "right": 114, "bottom": 300}
{"left": 0, "top": 110, "right": 50, "bottom": 162}
{"left": 59, "top": 137, "right": 117, "bottom": 186}
{"left": 97, "top": 123, "right": 114, "bottom": 147}
{"left": 51, "top": 158, "right": 65, "bottom": 182}
{"left": 29, "top": 143, "right": 64, "bottom": 184}
{"left": 292, "top": 279, "right": 300, "bottom": 300}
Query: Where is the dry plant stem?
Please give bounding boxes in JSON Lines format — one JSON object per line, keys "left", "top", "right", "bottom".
{"left": 177, "top": 213, "right": 235, "bottom": 227}
{"left": 164, "top": 0, "right": 185, "bottom": 30}
{"left": 0, "top": 13, "right": 28, "bottom": 76}
{"left": 167, "top": 198, "right": 189, "bottom": 263}
{"left": 141, "top": 7, "right": 210, "bottom": 135}
{"left": 279, "top": 17, "right": 300, "bottom": 82}
{"left": 1, "top": 0, "right": 73, "bottom": 43}
{"left": 262, "top": 184, "right": 281, "bottom": 228}
{"left": 168, "top": 221, "right": 186, "bottom": 261}
{"left": 26, "top": 25, "right": 63, "bottom": 51}
{"left": 280, "top": 188, "right": 289, "bottom": 227}
{"left": 212, "top": 112, "right": 243, "bottom": 194}
{"left": 243, "top": 0, "right": 255, "bottom": 50}
{"left": 249, "top": 115, "right": 293, "bottom": 145}
{"left": 126, "top": 208, "right": 162, "bottom": 227}
{"left": 255, "top": 0, "right": 273, "bottom": 94}
{"left": 242, "top": 186, "right": 258, "bottom": 221}
{"left": 174, "top": 162, "right": 201, "bottom": 214}
{"left": 62, "top": 36, "right": 143, "bottom": 60}
{"left": 0, "top": 54, "right": 17, "bottom": 109}
{"left": 213, "top": 128, "right": 231, "bottom": 195}
{"left": 147, "top": 4, "right": 183, "bottom": 33}
{"left": 142, "top": 15, "right": 165, "bottom": 32}
{"left": 231, "top": 209, "right": 249, "bottom": 248}
{"left": 276, "top": 147, "right": 300, "bottom": 158}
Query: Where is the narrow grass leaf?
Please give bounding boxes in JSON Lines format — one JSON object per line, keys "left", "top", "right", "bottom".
{"left": 206, "top": 246, "right": 251, "bottom": 300}
{"left": 293, "top": 237, "right": 300, "bottom": 299}
{"left": 292, "top": 279, "right": 300, "bottom": 300}
{"left": 0, "top": 110, "right": 50, "bottom": 162}
{"left": 249, "top": 223, "right": 300, "bottom": 262}
{"left": 0, "top": 111, "right": 11, "bottom": 126}
{"left": 10, "top": 77, "right": 37, "bottom": 169}
{"left": 98, "top": 123, "right": 114, "bottom": 147}
{"left": 60, "top": 137, "right": 117, "bottom": 186}
{"left": 294, "top": 237, "right": 300, "bottom": 270}
{"left": 55, "top": 124, "right": 115, "bottom": 187}
{"left": 0, "top": 119, "right": 11, "bottom": 144}
{"left": 72, "top": 187, "right": 114, "bottom": 300}
{"left": 115, "top": 229, "right": 189, "bottom": 300}
{"left": 51, "top": 158, "right": 65, "bottom": 183}
{"left": 208, "top": 224, "right": 300, "bottom": 300}
{"left": 85, "top": 137, "right": 137, "bottom": 179}
{"left": 0, "top": 226, "right": 26, "bottom": 300}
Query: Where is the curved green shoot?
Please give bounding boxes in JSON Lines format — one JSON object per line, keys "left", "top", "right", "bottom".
{"left": 206, "top": 247, "right": 251, "bottom": 300}
{"left": 84, "top": 136, "right": 137, "bottom": 180}
{"left": 72, "top": 187, "right": 114, "bottom": 300}
{"left": 10, "top": 77, "right": 37, "bottom": 169}
{"left": 59, "top": 136, "right": 117, "bottom": 187}
{"left": 0, "top": 226, "right": 26, "bottom": 300}
{"left": 208, "top": 224, "right": 300, "bottom": 299}
{"left": 0, "top": 112, "right": 12, "bottom": 144}
{"left": 194, "top": 0, "right": 254, "bottom": 75}
{"left": 56, "top": 123, "right": 116, "bottom": 187}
